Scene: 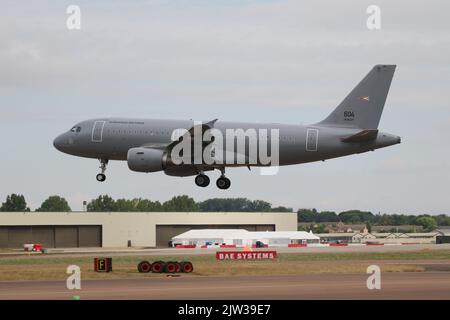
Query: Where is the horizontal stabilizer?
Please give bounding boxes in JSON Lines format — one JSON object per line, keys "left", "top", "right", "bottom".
{"left": 341, "top": 129, "right": 378, "bottom": 143}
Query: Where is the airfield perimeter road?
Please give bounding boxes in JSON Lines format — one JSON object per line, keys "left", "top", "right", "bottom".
{"left": 1, "top": 272, "right": 450, "bottom": 300}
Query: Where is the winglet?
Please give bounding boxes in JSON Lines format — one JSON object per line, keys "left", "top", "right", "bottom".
{"left": 205, "top": 118, "right": 218, "bottom": 128}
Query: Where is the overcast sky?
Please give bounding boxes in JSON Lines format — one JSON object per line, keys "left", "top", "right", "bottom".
{"left": 1, "top": 0, "right": 449, "bottom": 214}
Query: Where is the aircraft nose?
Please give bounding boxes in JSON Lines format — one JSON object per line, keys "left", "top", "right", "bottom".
{"left": 53, "top": 134, "right": 66, "bottom": 151}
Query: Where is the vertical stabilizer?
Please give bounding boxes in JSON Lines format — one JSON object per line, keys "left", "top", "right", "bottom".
{"left": 318, "top": 65, "right": 396, "bottom": 129}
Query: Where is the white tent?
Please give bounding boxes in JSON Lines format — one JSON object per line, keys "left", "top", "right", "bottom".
{"left": 171, "top": 229, "right": 320, "bottom": 247}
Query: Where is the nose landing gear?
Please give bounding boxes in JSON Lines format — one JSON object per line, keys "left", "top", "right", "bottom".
{"left": 96, "top": 159, "right": 108, "bottom": 182}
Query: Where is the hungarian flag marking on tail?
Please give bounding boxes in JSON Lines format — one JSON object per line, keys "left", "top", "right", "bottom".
{"left": 359, "top": 96, "right": 370, "bottom": 102}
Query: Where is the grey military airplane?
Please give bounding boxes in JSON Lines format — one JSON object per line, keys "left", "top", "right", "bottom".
{"left": 54, "top": 64, "right": 400, "bottom": 189}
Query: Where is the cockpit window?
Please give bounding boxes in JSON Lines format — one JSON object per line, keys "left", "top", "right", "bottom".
{"left": 70, "top": 126, "right": 81, "bottom": 133}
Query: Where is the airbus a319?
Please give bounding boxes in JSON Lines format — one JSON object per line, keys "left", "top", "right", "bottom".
{"left": 54, "top": 65, "right": 401, "bottom": 189}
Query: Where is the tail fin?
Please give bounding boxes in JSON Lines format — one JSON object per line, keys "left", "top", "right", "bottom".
{"left": 318, "top": 65, "right": 396, "bottom": 129}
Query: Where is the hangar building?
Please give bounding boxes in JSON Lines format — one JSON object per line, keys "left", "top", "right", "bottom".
{"left": 0, "top": 211, "right": 297, "bottom": 248}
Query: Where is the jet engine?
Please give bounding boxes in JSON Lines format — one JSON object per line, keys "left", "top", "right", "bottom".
{"left": 127, "top": 147, "right": 166, "bottom": 173}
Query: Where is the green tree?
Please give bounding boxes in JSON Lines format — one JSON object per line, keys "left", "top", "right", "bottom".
{"left": 271, "top": 206, "right": 293, "bottom": 212}
{"left": 198, "top": 198, "right": 276, "bottom": 212}
{"left": 247, "top": 200, "right": 272, "bottom": 212}
{"left": 435, "top": 214, "right": 450, "bottom": 226}
{"left": 199, "top": 198, "right": 243, "bottom": 212}
{"left": 312, "top": 224, "right": 328, "bottom": 233}
{"left": 317, "top": 211, "right": 339, "bottom": 222}
{"left": 135, "top": 198, "right": 163, "bottom": 211}
{"left": 297, "top": 208, "right": 317, "bottom": 222}
{"left": 114, "top": 198, "right": 134, "bottom": 211}
{"left": 415, "top": 216, "right": 437, "bottom": 231}
{"left": 0, "top": 194, "right": 30, "bottom": 212}
{"left": 338, "top": 210, "right": 375, "bottom": 224}
{"left": 366, "top": 221, "right": 372, "bottom": 233}
{"left": 163, "top": 195, "right": 198, "bottom": 212}
{"left": 87, "top": 195, "right": 116, "bottom": 212}
{"left": 36, "top": 195, "right": 71, "bottom": 212}
{"left": 297, "top": 224, "right": 309, "bottom": 231}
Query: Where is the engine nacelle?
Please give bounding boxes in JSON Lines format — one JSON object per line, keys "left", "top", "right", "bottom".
{"left": 127, "top": 147, "right": 166, "bottom": 173}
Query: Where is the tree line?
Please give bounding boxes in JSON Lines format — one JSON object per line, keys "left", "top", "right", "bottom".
{"left": 0, "top": 193, "right": 292, "bottom": 213}
{"left": 1, "top": 194, "right": 448, "bottom": 230}
{"left": 297, "top": 208, "right": 449, "bottom": 231}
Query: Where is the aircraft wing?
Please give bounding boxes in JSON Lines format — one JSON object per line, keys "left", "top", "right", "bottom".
{"left": 139, "top": 119, "right": 218, "bottom": 150}
{"left": 166, "top": 118, "right": 218, "bottom": 150}
{"left": 140, "top": 119, "right": 256, "bottom": 167}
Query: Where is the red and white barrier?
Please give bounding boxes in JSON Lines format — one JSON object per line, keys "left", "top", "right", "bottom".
{"left": 175, "top": 245, "right": 196, "bottom": 249}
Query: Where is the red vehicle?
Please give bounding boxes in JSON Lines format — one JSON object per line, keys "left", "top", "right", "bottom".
{"left": 23, "top": 243, "right": 43, "bottom": 252}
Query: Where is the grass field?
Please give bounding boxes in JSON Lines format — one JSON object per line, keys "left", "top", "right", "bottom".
{"left": 1, "top": 249, "right": 449, "bottom": 281}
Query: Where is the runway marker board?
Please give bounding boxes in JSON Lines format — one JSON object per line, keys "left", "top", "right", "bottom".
{"left": 94, "top": 257, "right": 112, "bottom": 272}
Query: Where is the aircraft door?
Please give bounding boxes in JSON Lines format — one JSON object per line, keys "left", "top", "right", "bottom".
{"left": 306, "top": 128, "right": 319, "bottom": 151}
{"left": 92, "top": 121, "right": 106, "bottom": 142}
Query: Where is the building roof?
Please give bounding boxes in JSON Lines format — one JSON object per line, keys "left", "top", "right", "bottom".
{"left": 406, "top": 232, "right": 438, "bottom": 237}
{"left": 372, "top": 225, "right": 423, "bottom": 231}
{"left": 317, "top": 232, "right": 438, "bottom": 239}
{"left": 172, "top": 229, "right": 249, "bottom": 239}
{"left": 436, "top": 228, "right": 450, "bottom": 236}
{"left": 172, "top": 229, "right": 320, "bottom": 240}
{"left": 316, "top": 233, "right": 358, "bottom": 237}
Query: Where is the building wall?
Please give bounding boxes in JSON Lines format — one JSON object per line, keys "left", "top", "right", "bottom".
{"left": 318, "top": 232, "right": 436, "bottom": 244}
{"left": 360, "top": 238, "right": 435, "bottom": 244}
{"left": 0, "top": 212, "right": 297, "bottom": 248}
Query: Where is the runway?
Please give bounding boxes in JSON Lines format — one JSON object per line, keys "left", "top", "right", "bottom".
{"left": 1, "top": 272, "right": 450, "bottom": 300}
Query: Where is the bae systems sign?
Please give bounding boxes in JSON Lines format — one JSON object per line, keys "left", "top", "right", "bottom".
{"left": 216, "top": 251, "right": 277, "bottom": 260}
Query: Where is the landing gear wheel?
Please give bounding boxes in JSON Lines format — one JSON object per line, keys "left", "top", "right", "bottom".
{"left": 96, "top": 159, "right": 109, "bottom": 182}
{"left": 216, "top": 176, "right": 231, "bottom": 190}
{"left": 195, "top": 174, "right": 210, "bottom": 187}
{"left": 96, "top": 173, "right": 106, "bottom": 182}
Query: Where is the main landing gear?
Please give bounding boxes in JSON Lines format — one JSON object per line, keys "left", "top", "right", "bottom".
{"left": 96, "top": 159, "right": 108, "bottom": 182}
{"left": 216, "top": 176, "right": 231, "bottom": 190}
{"left": 195, "top": 173, "right": 210, "bottom": 187}
{"left": 194, "top": 168, "right": 231, "bottom": 190}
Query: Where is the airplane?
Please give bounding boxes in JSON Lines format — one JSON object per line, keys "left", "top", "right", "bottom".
{"left": 54, "top": 64, "right": 401, "bottom": 189}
